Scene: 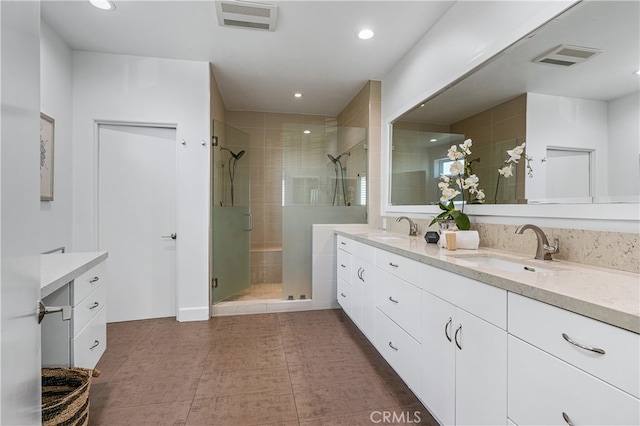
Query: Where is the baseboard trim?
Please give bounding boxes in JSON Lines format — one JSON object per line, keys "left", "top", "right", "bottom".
{"left": 177, "top": 306, "right": 210, "bottom": 322}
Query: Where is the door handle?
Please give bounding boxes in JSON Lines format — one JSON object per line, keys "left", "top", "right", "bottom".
{"left": 245, "top": 213, "right": 253, "bottom": 231}
{"left": 161, "top": 233, "right": 177, "bottom": 240}
{"left": 37, "top": 301, "right": 71, "bottom": 324}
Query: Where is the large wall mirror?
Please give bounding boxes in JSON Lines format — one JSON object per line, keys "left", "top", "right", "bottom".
{"left": 390, "top": 1, "right": 639, "bottom": 207}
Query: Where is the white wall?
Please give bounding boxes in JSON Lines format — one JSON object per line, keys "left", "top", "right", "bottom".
{"left": 72, "top": 52, "right": 211, "bottom": 321}
{"left": 526, "top": 93, "right": 608, "bottom": 201}
{"left": 608, "top": 92, "right": 640, "bottom": 199}
{"left": 40, "top": 20, "right": 73, "bottom": 254}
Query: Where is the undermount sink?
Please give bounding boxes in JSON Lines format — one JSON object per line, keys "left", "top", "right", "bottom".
{"left": 453, "top": 255, "right": 559, "bottom": 274}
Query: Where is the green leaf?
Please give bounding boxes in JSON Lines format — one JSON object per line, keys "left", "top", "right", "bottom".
{"left": 450, "top": 210, "right": 470, "bottom": 230}
{"left": 428, "top": 211, "right": 452, "bottom": 227}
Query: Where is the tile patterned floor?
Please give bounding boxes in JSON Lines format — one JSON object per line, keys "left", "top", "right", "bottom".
{"left": 89, "top": 309, "right": 437, "bottom": 426}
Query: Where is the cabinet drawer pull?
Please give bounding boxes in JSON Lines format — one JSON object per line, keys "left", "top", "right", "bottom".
{"left": 562, "top": 333, "right": 605, "bottom": 355}
{"left": 388, "top": 341, "right": 398, "bottom": 351}
{"left": 89, "top": 340, "right": 100, "bottom": 350}
{"left": 444, "top": 317, "right": 452, "bottom": 342}
{"left": 340, "top": 241, "right": 347, "bottom": 246}
{"left": 89, "top": 276, "right": 100, "bottom": 284}
{"left": 454, "top": 324, "right": 462, "bottom": 350}
{"left": 562, "top": 412, "right": 574, "bottom": 426}
{"left": 89, "top": 302, "right": 100, "bottom": 310}
{"left": 389, "top": 262, "right": 399, "bottom": 268}
{"left": 340, "top": 293, "right": 346, "bottom": 298}
{"left": 388, "top": 296, "right": 399, "bottom": 304}
{"left": 340, "top": 264, "right": 346, "bottom": 268}
{"left": 359, "top": 268, "right": 365, "bottom": 282}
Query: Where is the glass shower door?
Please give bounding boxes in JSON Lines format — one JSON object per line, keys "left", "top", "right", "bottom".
{"left": 212, "top": 120, "right": 251, "bottom": 304}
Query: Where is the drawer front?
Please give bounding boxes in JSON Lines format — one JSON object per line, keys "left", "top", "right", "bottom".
{"left": 421, "top": 263, "right": 507, "bottom": 330}
{"left": 376, "top": 249, "right": 423, "bottom": 284}
{"left": 509, "top": 293, "right": 640, "bottom": 398}
{"left": 376, "top": 309, "right": 421, "bottom": 393}
{"left": 336, "top": 235, "right": 351, "bottom": 253}
{"left": 376, "top": 269, "right": 421, "bottom": 341}
{"left": 337, "top": 277, "right": 351, "bottom": 316}
{"left": 352, "top": 240, "right": 376, "bottom": 264}
{"left": 72, "top": 283, "right": 106, "bottom": 338}
{"left": 508, "top": 336, "right": 640, "bottom": 426}
{"left": 72, "top": 261, "right": 106, "bottom": 306}
{"left": 71, "top": 306, "right": 107, "bottom": 369}
{"left": 337, "top": 249, "right": 351, "bottom": 282}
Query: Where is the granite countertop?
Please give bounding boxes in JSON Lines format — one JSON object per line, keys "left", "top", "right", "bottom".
{"left": 41, "top": 251, "right": 109, "bottom": 298}
{"left": 335, "top": 227, "right": 640, "bottom": 334}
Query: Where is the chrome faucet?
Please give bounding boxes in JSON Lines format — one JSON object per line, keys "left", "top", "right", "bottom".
{"left": 397, "top": 216, "right": 418, "bottom": 236}
{"left": 515, "top": 224, "right": 559, "bottom": 260}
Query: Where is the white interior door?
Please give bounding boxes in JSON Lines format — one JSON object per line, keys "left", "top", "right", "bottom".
{"left": 98, "top": 124, "right": 177, "bottom": 323}
{"left": 0, "top": 1, "right": 42, "bottom": 423}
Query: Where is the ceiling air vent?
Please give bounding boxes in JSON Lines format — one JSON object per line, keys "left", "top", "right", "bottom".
{"left": 533, "top": 44, "right": 602, "bottom": 67}
{"left": 215, "top": 0, "right": 278, "bottom": 31}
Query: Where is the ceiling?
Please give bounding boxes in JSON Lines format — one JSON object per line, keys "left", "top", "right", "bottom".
{"left": 41, "top": 0, "right": 455, "bottom": 116}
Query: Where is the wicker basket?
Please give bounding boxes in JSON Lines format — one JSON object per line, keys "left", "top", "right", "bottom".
{"left": 42, "top": 368, "right": 94, "bottom": 426}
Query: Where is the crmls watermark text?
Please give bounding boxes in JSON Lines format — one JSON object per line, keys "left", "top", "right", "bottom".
{"left": 370, "top": 410, "right": 422, "bottom": 424}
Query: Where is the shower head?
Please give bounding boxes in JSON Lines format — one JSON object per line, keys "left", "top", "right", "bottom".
{"left": 327, "top": 154, "right": 338, "bottom": 164}
{"left": 221, "top": 147, "right": 245, "bottom": 160}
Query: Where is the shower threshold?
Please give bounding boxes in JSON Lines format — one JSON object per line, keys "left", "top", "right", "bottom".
{"left": 211, "top": 298, "right": 313, "bottom": 317}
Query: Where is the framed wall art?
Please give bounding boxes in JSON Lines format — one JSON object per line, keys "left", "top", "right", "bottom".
{"left": 40, "top": 113, "right": 54, "bottom": 201}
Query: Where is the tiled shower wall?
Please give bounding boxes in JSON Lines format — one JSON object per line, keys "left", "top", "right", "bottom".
{"left": 225, "top": 112, "right": 337, "bottom": 284}
{"left": 338, "top": 81, "right": 382, "bottom": 229}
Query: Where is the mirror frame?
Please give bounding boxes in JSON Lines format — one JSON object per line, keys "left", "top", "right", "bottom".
{"left": 381, "top": 2, "right": 639, "bottom": 231}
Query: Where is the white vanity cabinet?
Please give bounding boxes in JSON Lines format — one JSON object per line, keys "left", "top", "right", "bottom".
{"left": 508, "top": 293, "right": 640, "bottom": 425}
{"left": 41, "top": 252, "right": 108, "bottom": 370}
{"left": 420, "top": 264, "right": 507, "bottom": 426}
{"left": 374, "top": 248, "right": 423, "bottom": 393}
{"left": 70, "top": 262, "right": 107, "bottom": 368}
{"left": 336, "top": 235, "right": 377, "bottom": 339}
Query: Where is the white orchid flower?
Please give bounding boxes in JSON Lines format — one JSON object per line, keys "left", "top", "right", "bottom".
{"left": 506, "top": 142, "right": 526, "bottom": 163}
{"left": 459, "top": 139, "right": 473, "bottom": 155}
{"left": 447, "top": 145, "right": 463, "bottom": 160}
{"left": 475, "top": 189, "right": 485, "bottom": 200}
{"left": 449, "top": 160, "right": 464, "bottom": 175}
{"left": 440, "top": 187, "right": 460, "bottom": 202}
{"left": 463, "top": 174, "right": 479, "bottom": 189}
{"left": 440, "top": 174, "right": 450, "bottom": 183}
{"left": 498, "top": 164, "right": 513, "bottom": 177}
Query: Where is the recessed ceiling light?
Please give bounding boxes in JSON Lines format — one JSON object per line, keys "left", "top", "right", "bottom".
{"left": 634, "top": 69, "right": 640, "bottom": 75}
{"left": 90, "top": 0, "right": 116, "bottom": 11}
{"left": 430, "top": 138, "right": 438, "bottom": 143}
{"left": 303, "top": 130, "right": 311, "bottom": 134}
{"left": 357, "top": 29, "right": 374, "bottom": 40}
{"left": 294, "top": 93, "right": 303, "bottom": 98}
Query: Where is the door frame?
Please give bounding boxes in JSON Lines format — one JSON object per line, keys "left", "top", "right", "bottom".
{"left": 94, "top": 120, "right": 179, "bottom": 319}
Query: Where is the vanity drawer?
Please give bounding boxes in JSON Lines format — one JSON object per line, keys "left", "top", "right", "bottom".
{"left": 71, "top": 306, "right": 107, "bottom": 369}
{"left": 376, "top": 248, "right": 423, "bottom": 284}
{"left": 71, "top": 283, "right": 106, "bottom": 338}
{"left": 336, "top": 235, "right": 352, "bottom": 253}
{"left": 508, "top": 336, "right": 640, "bottom": 425}
{"left": 375, "top": 308, "right": 421, "bottom": 393}
{"left": 337, "top": 277, "right": 351, "bottom": 316}
{"left": 508, "top": 293, "right": 640, "bottom": 398}
{"left": 337, "top": 249, "right": 351, "bottom": 281}
{"left": 352, "top": 240, "right": 376, "bottom": 263}
{"left": 422, "top": 263, "right": 507, "bottom": 330}
{"left": 376, "top": 269, "right": 421, "bottom": 340}
{"left": 71, "top": 261, "right": 106, "bottom": 306}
